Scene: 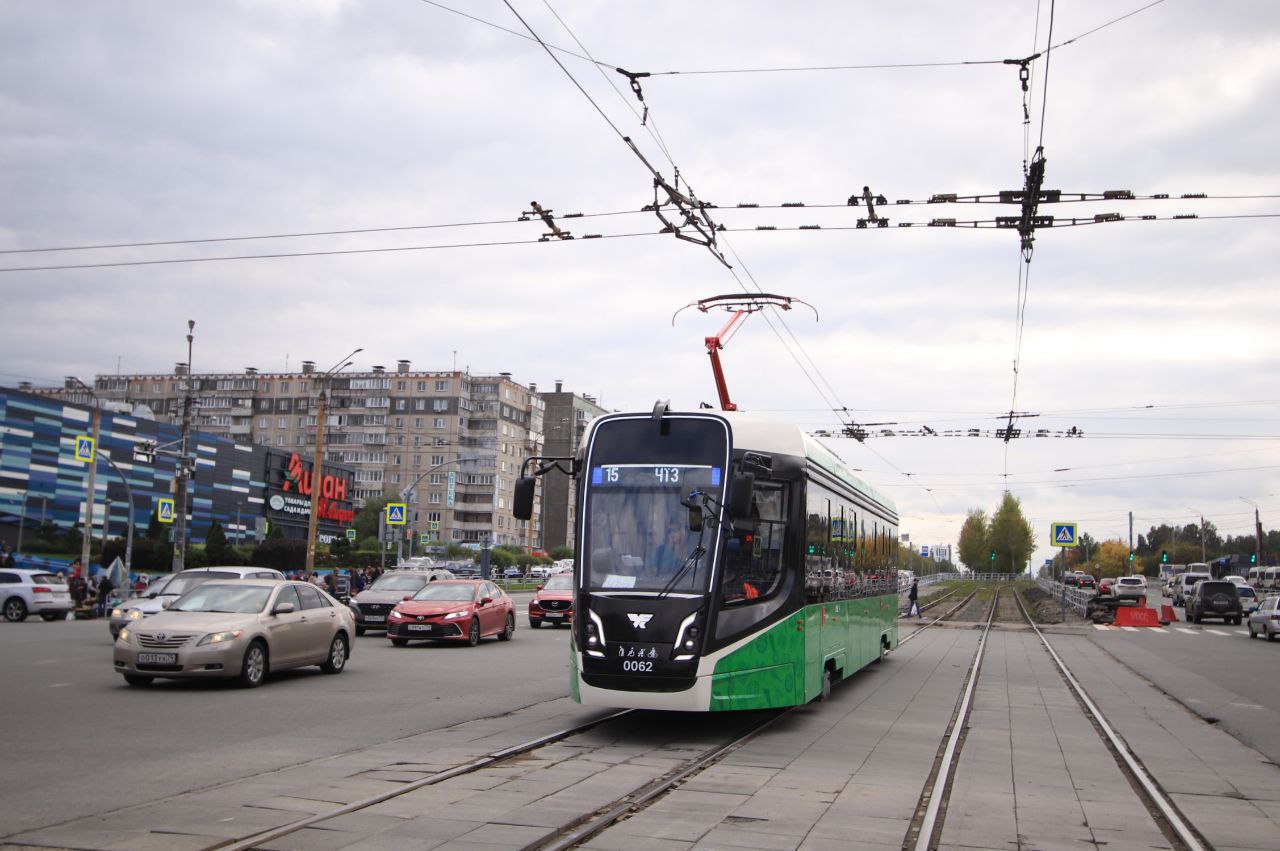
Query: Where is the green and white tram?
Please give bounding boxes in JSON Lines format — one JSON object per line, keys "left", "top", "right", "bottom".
{"left": 515, "top": 405, "right": 900, "bottom": 711}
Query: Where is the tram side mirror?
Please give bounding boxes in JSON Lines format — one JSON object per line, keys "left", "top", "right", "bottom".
{"left": 513, "top": 477, "right": 536, "bottom": 520}
{"left": 727, "top": 472, "right": 755, "bottom": 520}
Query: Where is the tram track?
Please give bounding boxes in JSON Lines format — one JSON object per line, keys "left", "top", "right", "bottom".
{"left": 213, "top": 705, "right": 790, "bottom": 851}
{"left": 901, "top": 584, "right": 1210, "bottom": 851}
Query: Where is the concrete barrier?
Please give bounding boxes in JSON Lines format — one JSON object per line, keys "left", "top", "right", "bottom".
{"left": 1114, "top": 606, "right": 1162, "bottom": 627}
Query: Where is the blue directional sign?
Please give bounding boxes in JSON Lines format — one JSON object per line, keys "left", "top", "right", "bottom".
{"left": 1051, "top": 522, "right": 1078, "bottom": 548}
{"left": 920, "top": 545, "right": 930, "bottom": 557}
{"left": 73, "top": 435, "right": 96, "bottom": 464}
{"left": 385, "top": 502, "right": 407, "bottom": 526}
{"left": 156, "top": 497, "right": 175, "bottom": 524}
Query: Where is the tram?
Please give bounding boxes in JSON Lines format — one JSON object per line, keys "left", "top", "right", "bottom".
{"left": 514, "top": 405, "right": 900, "bottom": 711}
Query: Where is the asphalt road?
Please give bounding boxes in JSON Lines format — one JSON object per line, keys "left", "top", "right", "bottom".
{"left": 1084, "top": 585, "right": 1280, "bottom": 764}
{"left": 0, "top": 592, "right": 583, "bottom": 838}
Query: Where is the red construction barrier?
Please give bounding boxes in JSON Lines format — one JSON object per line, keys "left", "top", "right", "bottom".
{"left": 1114, "top": 606, "right": 1162, "bottom": 627}
{"left": 1159, "top": 605, "right": 1178, "bottom": 625}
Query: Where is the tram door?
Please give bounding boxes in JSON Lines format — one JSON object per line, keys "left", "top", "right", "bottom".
{"left": 803, "top": 494, "right": 828, "bottom": 701}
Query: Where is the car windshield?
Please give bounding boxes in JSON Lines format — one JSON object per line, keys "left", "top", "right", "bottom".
{"left": 543, "top": 574, "right": 574, "bottom": 591}
{"left": 411, "top": 584, "right": 476, "bottom": 602}
{"left": 163, "top": 571, "right": 237, "bottom": 596}
{"left": 1118, "top": 578, "right": 1142, "bottom": 585}
{"left": 143, "top": 575, "right": 174, "bottom": 596}
{"left": 1198, "top": 582, "right": 1236, "bottom": 596}
{"left": 371, "top": 574, "right": 428, "bottom": 592}
{"left": 1238, "top": 587, "right": 1256, "bottom": 598}
{"left": 171, "top": 584, "right": 273, "bottom": 613}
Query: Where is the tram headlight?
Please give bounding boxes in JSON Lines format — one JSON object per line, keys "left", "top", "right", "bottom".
{"left": 585, "top": 620, "right": 599, "bottom": 648}
{"left": 683, "top": 624, "right": 700, "bottom": 651}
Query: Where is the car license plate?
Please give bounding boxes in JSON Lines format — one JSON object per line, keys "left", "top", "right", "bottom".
{"left": 364, "top": 615, "right": 385, "bottom": 622}
{"left": 407, "top": 624, "right": 433, "bottom": 632}
{"left": 544, "top": 612, "right": 563, "bottom": 619}
{"left": 137, "top": 653, "right": 177, "bottom": 665}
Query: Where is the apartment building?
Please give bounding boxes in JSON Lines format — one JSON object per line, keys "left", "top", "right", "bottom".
{"left": 538, "top": 382, "right": 608, "bottom": 551}
{"left": 32, "top": 361, "right": 547, "bottom": 549}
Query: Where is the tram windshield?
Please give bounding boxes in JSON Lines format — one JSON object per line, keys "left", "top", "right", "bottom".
{"left": 584, "top": 463, "right": 724, "bottom": 593}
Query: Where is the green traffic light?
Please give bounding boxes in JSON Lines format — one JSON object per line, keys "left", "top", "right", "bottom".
{"left": 1128, "top": 552, "right": 1134, "bottom": 561}
{"left": 1250, "top": 553, "right": 1258, "bottom": 564}
{"left": 1161, "top": 551, "right": 1168, "bottom": 563}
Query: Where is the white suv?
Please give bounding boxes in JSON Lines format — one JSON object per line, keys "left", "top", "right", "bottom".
{"left": 1, "top": 569, "right": 73, "bottom": 622}
{"left": 1113, "top": 576, "right": 1148, "bottom": 603}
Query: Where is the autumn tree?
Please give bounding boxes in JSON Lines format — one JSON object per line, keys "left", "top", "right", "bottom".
{"left": 1093, "top": 539, "right": 1132, "bottom": 578}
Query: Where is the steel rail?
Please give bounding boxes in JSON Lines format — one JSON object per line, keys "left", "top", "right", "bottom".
{"left": 899, "top": 590, "right": 978, "bottom": 646}
{"left": 211, "top": 709, "right": 634, "bottom": 851}
{"left": 910, "top": 587, "right": 1001, "bottom": 850}
{"left": 1010, "top": 589, "right": 1208, "bottom": 851}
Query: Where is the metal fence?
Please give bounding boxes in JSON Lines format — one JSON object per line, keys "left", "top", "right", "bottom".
{"left": 1036, "top": 576, "right": 1092, "bottom": 616}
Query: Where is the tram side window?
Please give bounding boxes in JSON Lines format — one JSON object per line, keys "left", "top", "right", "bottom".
{"left": 721, "top": 482, "right": 789, "bottom": 606}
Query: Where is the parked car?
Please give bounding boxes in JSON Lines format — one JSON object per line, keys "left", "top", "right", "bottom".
{"left": 528, "top": 565, "right": 555, "bottom": 580}
{"left": 113, "top": 580, "right": 354, "bottom": 688}
{"left": 1077, "top": 574, "right": 1097, "bottom": 590}
{"left": 1173, "top": 572, "right": 1212, "bottom": 607}
{"left": 1164, "top": 573, "right": 1183, "bottom": 597}
{"left": 502, "top": 566, "right": 525, "bottom": 580}
{"left": 1, "top": 569, "right": 72, "bottom": 622}
{"left": 1062, "top": 572, "right": 1080, "bottom": 587}
{"left": 529, "top": 573, "right": 574, "bottom": 628}
{"left": 1186, "top": 580, "right": 1242, "bottom": 625}
{"left": 386, "top": 579, "right": 515, "bottom": 646}
{"left": 109, "top": 567, "right": 284, "bottom": 639}
{"left": 1247, "top": 596, "right": 1280, "bottom": 640}
{"left": 1236, "top": 585, "right": 1260, "bottom": 617}
{"left": 1098, "top": 577, "right": 1115, "bottom": 597}
{"left": 348, "top": 569, "right": 454, "bottom": 635}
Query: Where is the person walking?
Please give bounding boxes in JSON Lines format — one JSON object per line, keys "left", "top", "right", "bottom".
{"left": 907, "top": 579, "right": 920, "bottom": 618}
{"left": 96, "top": 573, "right": 115, "bottom": 618}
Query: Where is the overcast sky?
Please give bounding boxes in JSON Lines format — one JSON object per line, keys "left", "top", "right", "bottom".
{"left": 2, "top": 1, "right": 1277, "bottom": 567}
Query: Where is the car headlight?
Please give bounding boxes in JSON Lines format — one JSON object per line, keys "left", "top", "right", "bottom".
{"left": 197, "top": 630, "right": 243, "bottom": 647}
{"left": 118, "top": 627, "right": 132, "bottom": 642}
{"left": 443, "top": 610, "right": 468, "bottom": 620}
{"left": 388, "top": 609, "right": 404, "bottom": 621}
{"left": 126, "top": 609, "right": 143, "bottom": 621}
{"left": 111, "top": 607, "right": 123, "bottom": 618}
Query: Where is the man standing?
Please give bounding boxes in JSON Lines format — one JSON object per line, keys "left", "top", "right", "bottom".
{"left": 908, "top": 579, "right": 920, "bottom": 618}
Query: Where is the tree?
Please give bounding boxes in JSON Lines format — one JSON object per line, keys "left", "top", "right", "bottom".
{"left": 353, "top": 496, "right": 391, "bottom": 542}
{"left": 1094, "top": 539, "right": 1131, "bottom": 578}
{"left": 957, "top": 509, "right": 989, "bottom": 570}
{"left": 548, "top": 545, "right": 574, "bottom": 560}
{"left": 205, "top": 521, "right": 234, "bottom": 565}
{"left": 248, "top": 539, "right": 306, "bottom": 571}
{"left": 986, "top": 492, "right": 1035, "bottom": 574}
{"left": 146, "top": 510, "right": 165, "bottom": 542}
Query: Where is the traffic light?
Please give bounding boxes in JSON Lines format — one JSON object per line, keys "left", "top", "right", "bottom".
{"left": 1128, "top": 552, "right": 1135, "bottom": 562}
{"left": 1161, "top": 550, "right": 1168, "bottom": 563}
{"left": 1250, "top": 553, "right": 1258, "bottom": 564}
{"left": 990, "top": 550, "right": 996, "bottom": 562}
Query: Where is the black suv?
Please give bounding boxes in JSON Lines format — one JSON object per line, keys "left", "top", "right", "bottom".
{"left": 1186, "top": 580, "right": 1242, "bottom": 625}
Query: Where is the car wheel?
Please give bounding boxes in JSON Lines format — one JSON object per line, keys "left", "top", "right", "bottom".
{"left": 529, "top": 619, "right": 542, "bottom": 629}
{"left": 238, "top": 641, "right": 267, "bottom": 688}
{"left": 467, "top": 617, "right": 480, "bottom": 647}
{"left": 390, "top": 637, "right": 408, "bottom": 647}
{"left": 39, "top": 612, "right": 61, "bottom": 622}
{"left": 356, "top": 625, "right": 366, "bottom": 637}
{"left": 123, "top": 674, "right": 153, "bottom": 687}
{"left": 1248, "top": 625, "right": 1257, "bottom": 638}
{"left": 498, "top": 613, "right": 514, "bottom": 641}
{"left": 320, "top": 633, "right": 348, "bottom": 674}
{"left": 1268, "top": 629, "right": 1277, "bottom": 643}
{"left": 3, "top": 597, "right": 27, "bottom": 622}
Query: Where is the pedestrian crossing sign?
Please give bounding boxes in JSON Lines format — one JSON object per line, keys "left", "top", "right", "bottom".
{"left": 156, "top": 497, "right": 175, "bottom": 524}
{"left": 419, "top": 534, "right": 430, "bottom": 545}
{"left": 1051, "top": 522, "right": 1078, "bottom": 547}
{"left": 345, "top": 528, "right": 357, "bottom": 542}
{"left": 385, "top": 503, "right": 407, "bottom": 526}
{"left": 74, "top": 435, "right": 96, "bottom": 464}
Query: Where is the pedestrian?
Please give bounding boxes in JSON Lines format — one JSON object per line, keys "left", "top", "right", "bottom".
{"left": 908, "top": 579, "right": 920, "bottom": 618}
{"left": 96, "top": 573, "right": 115, "bottom": 617}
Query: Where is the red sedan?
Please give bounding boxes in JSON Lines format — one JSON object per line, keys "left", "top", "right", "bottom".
{"left": 387, "top": 580, "right": 514, "bottom": 647}
{"left": 528, "top": 573, "right": 574, "bottom": 628}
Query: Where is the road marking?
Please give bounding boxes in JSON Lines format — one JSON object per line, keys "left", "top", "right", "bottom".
{"left": 49, "top": 683, "right": 71, "bottom": 688}
{"left": 1093, "top": 624, "right": 1110, "bottom": 630}
{"left": 1205, "top": 629, "right": 1231, "bottom": 636}
{"left": 1235, "top": 630, "right": 1250, "bottom": 636}
{"left": 1146, "top": 628, "right": 1169, "bottom": 635}
{"left": 1175, "top": 628, "right": 1196, "bottom": 635}
{"left": 1120, "top": 626, "right": 1140, "bottom": 632}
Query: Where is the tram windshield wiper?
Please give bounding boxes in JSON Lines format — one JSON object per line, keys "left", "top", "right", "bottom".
{"left": 657, "top": 545, "right": 705, "bottom": 599}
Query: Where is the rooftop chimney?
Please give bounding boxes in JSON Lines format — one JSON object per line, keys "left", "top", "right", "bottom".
{"left": 529, "top": 382, "right": 537, "bottom": 393}
{"left": 245, "top": 366, "right": 258, "bottom": 375}
{"left": 301, "top": 360, "right": 316, "bottom": 374}
{"left": 555, "top": 380, "right": 563, "bottom": 393}
{"left": 372, "top": 365, "right": 385, "bottom": 375}
{"left": 397, "top": 359, "right": 411, "bottom": 374}
{"left": 175, "top": 362, "right": 188, "bottom": 376}
{"left": 18, "top": 381, "right": 32, "bottom": 391}
{"left": 499, "top": 371, "right": 512, "bottom": 379}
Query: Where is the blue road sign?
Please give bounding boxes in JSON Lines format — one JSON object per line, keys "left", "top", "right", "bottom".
{"left": 156, "top": 497, "right": 175, "bottom": 524}
{"left": 1051, "top": 522, "right": 1078, "bottom": 547}
{"left": 920, "top": 545, "right": 930, "bottom": 557}
{"left": 74, "top": 435, "right": 96, "bottom": 464}
{"left": 345, "top": 528, "right": 358, "bottom": 542}
{"left": 385, "top": 503, "right": 407, "bottom": 526}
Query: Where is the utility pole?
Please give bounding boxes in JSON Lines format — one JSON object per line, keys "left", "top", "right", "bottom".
{"left": 1128, "top": 510, "right": 1133, "bottom": 555}
{"left": 15, "top": 491, "right": 27, "bottom": 555}
{"left": 172, "top": 320, "right": 195, "bottom": 572}
{"left": 1241, "top": 497, "right": 1263, "bottom": 569}
{"left": 305, "top": 348, "right": 361, "bottom": 574}
{"left": 73, "top": 380, "right": 102, "bottom": 581}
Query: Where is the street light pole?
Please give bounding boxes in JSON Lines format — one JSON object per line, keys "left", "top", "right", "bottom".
{"left": 173, "top": 321, "right": 196, "bottom": 572}
{"left": 1187, "top": 508, "right": 1206, "bottom": 563}
{"left": 100, "top": 453, "right": 136, "bottom": 573}
{"left": 15, "top": 490, "right": 27, "bottom": 555}
{"left": 305, "top": 348, "right": 362, "bottom": 574}
{"left": 70, "top": 378, "right": 102, "bottom": 581}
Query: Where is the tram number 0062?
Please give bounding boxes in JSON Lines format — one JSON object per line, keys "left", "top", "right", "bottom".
{"left": 621, "top": 660, "right": 654, "bottom": 673}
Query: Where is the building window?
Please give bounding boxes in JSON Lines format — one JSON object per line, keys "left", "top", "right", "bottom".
{"left": 431, "top": 454, "right": 445, "bottom": 466}
{"left": 300, "top": 381, "right": 308, "bottom": 392}
{"left": 435, "top": 380, "right": 448, "bottom": 392}
{"left": 414, "top": 417, "right": 423, "bottom": 428}
{"left": 417, "top": 381, "right": 426, "bottom": 392}
{"left": 277, "top": 417, "right": 286, "bottom": 429}
{"left": 397, "top": 380, "right": 406, "bottom": 391}
{"left": 391, "top": 473, "right": 400, "bottom": 483}
{"left": 297, "top": 435, "right": 306, "bottom": 445}
{"left": 258, "top": 417, "right": 268, "bottom": 429}
{"left": 428, "top": 493, "right": 442, "bottom": 504}
{"left": 395, "top": 399, "right": 406, "bottom": 410}
{"left": 394, "top": 417, "right": 404, "bottom": 428}
{"left": 276, "top": 435, "right": 285, "bottom": 446}
{"left": 433, "top": 417, "right": 445, "bottom": 429}
{"left": 281, "top": 381, "right": 290, "bottom": 392}
{"left": 427, "top": 511, "right": 442, "bottom": 523}
{"left": 429, "top": 474, "right": 443, "bottom": 484}
{"left": 414, "top": 399, "right": 426, "bottom": 411}
{"left": 412, "top": 454, "right": 422, "bottom": 466}
{"left": 432, "top": 399, "right": 449, "bottom": 412}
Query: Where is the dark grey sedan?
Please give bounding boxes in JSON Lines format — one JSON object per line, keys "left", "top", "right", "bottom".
{"left": 348, "top": 570, "right": 453, "bottom": 635}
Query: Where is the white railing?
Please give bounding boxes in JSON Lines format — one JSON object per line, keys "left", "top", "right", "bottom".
{"left": 1036, "top": 576, "right": 1092, "bottom": 616}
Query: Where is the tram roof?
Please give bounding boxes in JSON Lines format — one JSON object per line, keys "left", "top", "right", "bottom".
{"left": 719, "top": 412, "right": 897, "bottom": 518}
